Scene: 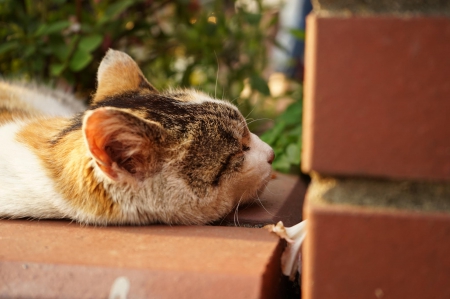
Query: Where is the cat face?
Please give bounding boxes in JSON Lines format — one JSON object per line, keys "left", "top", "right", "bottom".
{"left": 80, "top": 50, "right": 274, "bottom": 224}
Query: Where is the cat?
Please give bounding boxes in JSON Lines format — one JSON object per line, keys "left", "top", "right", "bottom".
{"left": 0, "top": 49, "right": 274, "bottom": 225}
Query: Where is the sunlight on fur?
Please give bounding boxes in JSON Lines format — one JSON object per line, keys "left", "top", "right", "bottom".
{"left": 0, "top": 49, "right": 275, "bottom": 225}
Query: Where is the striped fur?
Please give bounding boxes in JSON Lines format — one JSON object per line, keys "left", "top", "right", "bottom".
{"left": 0, "top": 50, "right": 274, "bottom": 225}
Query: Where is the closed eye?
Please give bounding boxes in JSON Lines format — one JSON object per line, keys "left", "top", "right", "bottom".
{"left": 242, "top": 145, "right": 250, "bottom": 152}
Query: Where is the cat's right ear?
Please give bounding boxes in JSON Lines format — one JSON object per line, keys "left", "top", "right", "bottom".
{"left": 93, "top": 49, "right": 158, "bottom": 103}
{"left": 82, "top": 107, "right": 165, "bottom": 182}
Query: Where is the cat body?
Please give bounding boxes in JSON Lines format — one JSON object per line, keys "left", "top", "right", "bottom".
{"left": 0, "top": 50, "right": 274, "bottom": 225}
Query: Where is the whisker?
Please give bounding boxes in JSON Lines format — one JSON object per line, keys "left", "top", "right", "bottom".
{"left": 246, "top": 118, "right": 272, "bottom": 126}
{"left": 214, "top": 51, "right": 219, "bottom": 99}
{"left": 218, "top": 193, "right": 245, "bottom": 225}
{"left": 244, "top": 106, "right": 256, "bottom": 120}
{"left": 238, "top": 117, "right": 273, "bottom": 131}
{"left": 238, "top": 118, "right": 249, "bottom": 129}
{"left": 262, "top": 184, "right": 285, "bottom": 196}
{"left": 255, "top": 194, "right": 277, "bottom": 217}
{"left": 234, "top": 191, "right": 246, "bottom": 227}
{"left": 234, "top": 200, "right": 240, "bottom": 227}
{"left": 260, "top": 175, "right": 284, "bottom": 196}
{"left": 234, "top": 98, "right": 245, "bottom": 106}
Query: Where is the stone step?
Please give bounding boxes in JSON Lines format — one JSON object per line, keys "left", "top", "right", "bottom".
{"left": 0, "top": 220, "right": 282, "bottom": 299}
{"left": 0, "top": 172, "right": 305, "bottom": 299}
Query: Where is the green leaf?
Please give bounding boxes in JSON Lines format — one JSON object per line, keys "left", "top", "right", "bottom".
{"left": 50, "top": 63, "right": 66, "bottom": 76}
{"left": 272, "top": 155, "right": 291, "bottom": 173}
{"left": 287, "top": 125, "right": 302, "bottom": 139}
{"left": 250, "top": 75, "right": 270, "bottom": 96}
{"left": 261, "top": 121, "right": 285, "bottom": 145}
{"left": 44, "top": 20, "right": 71, "bottom": 35}
{"left": 31, "top": 58, "right": 44, "bottom": 72}
{"left": 0, "top": 41, "right": 19, "bottom": 55}
{"left": 289, "top": 28, "right": 305, "bottom": 40}
{"left": 100, "top": 0, "right": 134, "bottom": 23}
{"left": 180, "top": 64, "right": 194, "bottom": 87}
{"left": 286, "top": 143, "right": 300, "bottom": 164}
{"left": 34, "top": 24, "right": 48, "bottom": 37}
{"left": 53, "top": 43, "right": 71, "bottom": 61}
{"left": 23, "top": 45, "right": 36, "bottom": 58}
{"left": 205, "top": 22, "right": 217, "bottom": 35}
{"left": 244, "top": 13, "right": 261, "bottom": 25}
{"left": 267, "top": 14, "right": 279, "bottom": 28}
{"left": 78, "top": 34, "right": 103, "bottom": 52}
{"left": 69, "top": 49, "right": 92, "bottom": 71}
{"left": 272, "top": 39, "right": 290, "bottom": 54}
{"left": 278, "top": 101, "right": 302, "bottom": 125}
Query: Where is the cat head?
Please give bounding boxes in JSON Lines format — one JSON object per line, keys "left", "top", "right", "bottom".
{"left": 82, "top": 49, "right": 274, "bottom": 224}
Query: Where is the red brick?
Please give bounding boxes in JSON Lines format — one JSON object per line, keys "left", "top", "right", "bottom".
{"left": 222, "top": 172, "right": 306, "bottom": 227}
{"left": 302, "top": 14, "right": 450, "bottom": 181}
{"left": 0, "top": 220, "right": 283, "bottom": 299}
{"left": 303, "top": 198, "right": 450, "bottom": 299}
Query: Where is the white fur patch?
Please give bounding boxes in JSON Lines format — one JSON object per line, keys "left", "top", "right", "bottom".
{"left": 224, "top": 132, "right": 273, "bottom": 203}
{"left": 0, "top": 81, "right": 85, "bottom": 117}
{"left": 0, "top": 121, "right": 68, "bottom": 219}
{"left": 165, "top": 89, "right": 241, "bottom": 119}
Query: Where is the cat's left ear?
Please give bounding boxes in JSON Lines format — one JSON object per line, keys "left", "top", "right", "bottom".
{"left": 93, "top": 49, "right": 158, "bottom": 103}
{"left": 82, "top": 107, "right": 165, "bottom": 181}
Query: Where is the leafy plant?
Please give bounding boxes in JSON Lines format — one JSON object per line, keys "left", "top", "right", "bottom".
{"left": 0, "top": 0, "right": 276, "bottom": 102}
{"left": 261, "top": 85, "right": 303, "bottom": 173}
{"left": 0, "top": 0, "right": 304, "bottom": 174}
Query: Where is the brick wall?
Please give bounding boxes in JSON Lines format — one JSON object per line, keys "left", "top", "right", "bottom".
{"left": 301, "top": 2, "right": 450, "bottom": 298}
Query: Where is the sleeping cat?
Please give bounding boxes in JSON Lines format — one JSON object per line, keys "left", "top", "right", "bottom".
{"left": 0, "top": 49, "right": 274, "bottom": 225}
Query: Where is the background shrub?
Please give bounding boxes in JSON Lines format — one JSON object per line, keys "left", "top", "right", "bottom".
{"left": 0, "top": 0, "right": 303, "bottom": 173}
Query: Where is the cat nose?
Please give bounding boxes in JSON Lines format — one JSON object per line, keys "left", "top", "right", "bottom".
{"left": 268, "top": 150, "right": 275, "bottom": 164}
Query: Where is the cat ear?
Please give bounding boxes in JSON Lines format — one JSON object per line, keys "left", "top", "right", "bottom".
{"left": 82, "top": 107, "right": 165, "bottom": 181}
{"left": 93, "top": 49, "right": 158, "bottom": 103}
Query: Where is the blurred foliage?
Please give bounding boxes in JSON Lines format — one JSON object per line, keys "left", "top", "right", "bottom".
{"left": 0, "top": 0, "right": 303, "bottom": 173}
{"left": 261, "top": 85, "right": 302, "bottom": 173}
{"left": 0, "top": 0, "right": 273, "bottom": 99}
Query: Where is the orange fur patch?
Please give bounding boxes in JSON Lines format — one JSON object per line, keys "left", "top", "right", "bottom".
{"left": 16, "top": 118, "right": 121, "bottom": 220}
{"left": 0, "top": 108, "right": 35, "bottom": 125}
{"left": 93, "top": 50, "right": 157, "bottom": 103}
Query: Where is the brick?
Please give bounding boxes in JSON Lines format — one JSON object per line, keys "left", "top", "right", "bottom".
{"left": 313, "top": 0, "right": 450, "bottom": 15}
{"left": 302, "top": 14, "right": 450, "bottom": 181}
{"left": 0, "top": 220, "right": 283, "bottom": 299}
{"left": 222, "top": 172, "right": 307, "bottom": 227}
{"left": 303, "top": 195, "right": 450, "bottom": 299}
